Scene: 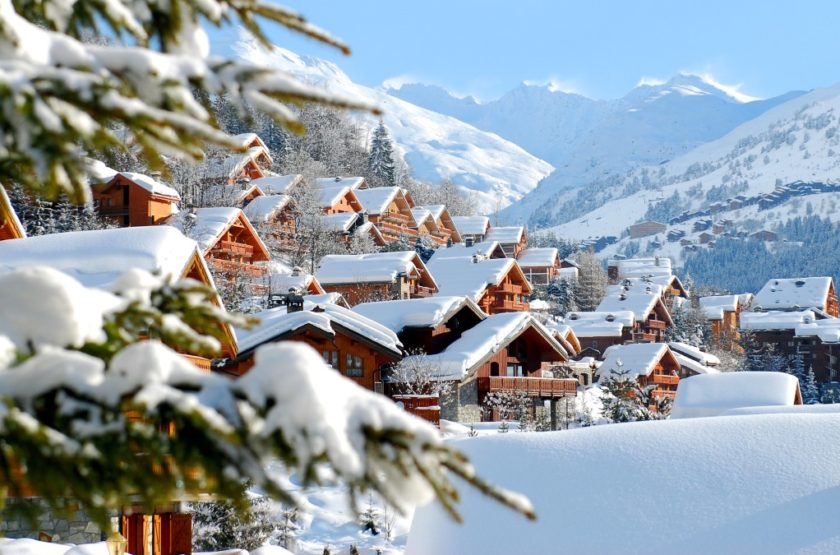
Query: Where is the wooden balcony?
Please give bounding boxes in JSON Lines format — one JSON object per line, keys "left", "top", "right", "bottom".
{"left": 634, "top": 332, "right": 658, "bottom": 342}
{"left": 381, "top": 212, "right": 413, "bottom": 226}
{"left": 412, "top": 285, "right": 436, "bottom": 298}
{"left": 495, "top": 283, "right": 524, "bottom": 295}
{"left": 647, "top": 319, "right": 668, "bottom": 330}
{"left": 490, "top": 299, "right": 529, "bottom": 312}
{"left": 651, "top": 389, "right": 677, "bottom": 400}
{"left": 478, "top": 376, "right": 578, "bottom": 398}
{"left": 652, "top": 373, "right": 680, "bottom": 386}
{"left": 218, "top": 240, "right": 254, "bottom": 257}
{"left": 210, "top": 257, "right": 267, "bottom": 278}
{"left": 376, "top": 221, "right": 418, "bottom": 239}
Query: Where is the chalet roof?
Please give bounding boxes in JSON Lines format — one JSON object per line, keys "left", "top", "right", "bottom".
{"left": 317, "top": 184, "right": 354, "bottom": 209}
{"left": 794, "top": 317, "right": 840, "bottom": 344}
{"left": 235, "top": 301, "right": 402, "bottom": 357}
{"left": 673, "top": 353, "right": 721, "bottom": 376}
{"left": 607, "top": 280, "right": 665, "bottom": 298}
{"left": 698, "top": 295, "right": 740, "bottom": 320}
{"left": 251, "top": 174, "right": 304, "bottom": 195}
{"left": 558, "top": 267, "right": 579, "bottom": 281}
{"left": 451, "top": 215, "right": 489, "bottom": 236}
{"left": 86, "top": 159, "right": 118, "bottom": 184}
{"left": 316, "top": 251, "right": 437, "bottom": 289}
{"left": 671, "top": 372, "right": 801, "bottom": 419}
{"left": 428, "top": 241, "right": 504, "bottom": 263}
{"left": 408, "top": 312, "right": 566, "bottom": 380}
{"left": 546, "top": 323, "right": 581, "bottom": 355}
{"left": 263, "top": 261, "right": 324, "bottom": 295}
{"left": 204, "top": 182, "right": 264, "bottom": 204}
{"left": 753, "top": 277, "right": 834, "bottom": 312}
{"left": 517, "top": 247, "right": 559, "bottom": 268}
{"left": 611, "top": 257, "right": 673, "bottom": 279}
{"left": 242, "top": 194, "right": 293, "bottom": 224}
{"left": 167, "top": 207, "right": 269, "bottom": 260}
{"left": 355, "top": 221, "right": 385, "bottom": 245}
{"left": 230, "top": 132, "right": 267, "bottom": 150}
{"left": 109, "top": 171, "right": 180, "bottom": 199}
{"left": 205, "top": 147, "right": 266, "bottom": 180}
{"left": 427, "top": 257, "right": 530, "bottom": 302}
{"left": 321, "top": 212, "right": 359, "bottom": 233}
{"left": 564, "top": 310, "right": 635, "bottom": 338}
{"left": 597, "top": 343, "right": 677, "bottom": 381}
{"left": 352, "top": 296, "right": 486, "bottom": 334}
{"left": 0, "top": 226, "right": 203, "bottom": 289}
{"left": 0, "top": 186, "right": 25, "bottom": 240}
{"left": 417, "top": 204, "right": 445, "bottom": 220}
{"left": 410, "top": 208, "right": 436, "bottom": 229}
{"left": 304, "top": 292, "right": 350, "bottom": 309}
{"left": 354, "top": 187, "right": 402, "bottom": 215}
{"left": 314, "top": 176, "right": 367, "bottom": 191}
{"left": 668, "top": 342, "right": 720, "bottom": 367}
{"left": 597, "top": 288, "right": 671, "bottom": 324}
{"left": 484, "top": 225, "right": 524, "bottom": 244}
{"left": 739, "top": 309, "right": 817, "bottom": 331}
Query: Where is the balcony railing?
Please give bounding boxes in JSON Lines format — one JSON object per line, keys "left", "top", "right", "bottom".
{"left": 478, "top": 376, "right": 578, "bottom": 398}
{"left": 412, "top": 285, "right": 436, "bottom": 298}
{"left": 218, "top": 240, "right": 254, "bottom": 257}
{"left": 651, "top": 389, "right": 677, "bottom": 400}
{"left": 495, "top": 283, "right": 524, "bottom": 295}
{"left": 634, "top": 332, "right": 658, "bottom": 342}
{"left": 376, "top": 221, "right": 418, "bottom": 238}
{"left": 210, "top": 258, "right": 267, "bottom": 278}
{"left": 652, "top": 374, "right": 680, "bottom": 386}
{"left": 647, "top": 319, "right": 668, "bottom": 330}
{"left": 491, "top": 299, "right": 529, "bottom": 312}
{"left": 381, "top": 212, "right": 413, "bottom": 226}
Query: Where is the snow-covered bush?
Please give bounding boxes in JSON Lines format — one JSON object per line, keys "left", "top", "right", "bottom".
{"left": 0, "top": 267, "right": 534, "bottom": 530}
{"left": 190, "top": 495, "right": 278, "bottom": 552}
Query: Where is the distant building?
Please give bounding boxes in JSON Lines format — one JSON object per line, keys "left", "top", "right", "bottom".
{"left": 627, "top": 220, "right": 667, "bottom": 239}
{"left": 93, "top": 171, "right": 180, "bottom": 227}
{"left": 749, "top": 230, "right": 778, "bottom": 242}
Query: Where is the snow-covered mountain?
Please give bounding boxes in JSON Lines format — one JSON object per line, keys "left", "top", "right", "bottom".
{"left": 235, "top": 39, "right": 553, "bottom": 213}
{"left": 391, "top": 75, "right": 803, "bottom": 226}
{"left": 543, "top": 82, "right": 840, "bottom": 263}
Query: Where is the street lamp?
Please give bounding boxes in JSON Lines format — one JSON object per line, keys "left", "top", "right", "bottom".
{"left": 105, "top": 531, "right": 127, "bottom": 555}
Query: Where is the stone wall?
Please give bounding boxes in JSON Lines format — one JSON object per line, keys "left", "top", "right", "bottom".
{"left": 440, "top": 379, "right": 481, "bottom": 423}
{"left": 1, "top": 499, "right": 108, "bottom": 544}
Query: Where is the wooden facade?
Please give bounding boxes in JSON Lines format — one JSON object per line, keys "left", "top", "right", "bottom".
{"left": 628, "top": 220, "right": 667, "bottom": 239}
{"left": 93, "top": 173, "right": 178, "bottom": 227}
{"left": 476, "top": 262, "right": 533, "bottom": 315}
{"left": 0, "top": 187, "right": 24, "bottom": 240}
{"left": 195, "top": 210, "right": 272, "bottom": 291}
{"left": 121, "top": 511, "right": 192, "bottom": 555}
{"left": 321, "top": 186, "right": 363, "bottom": 214}
{"left": 397, "top": 305, "right": 486, "bottom": 355}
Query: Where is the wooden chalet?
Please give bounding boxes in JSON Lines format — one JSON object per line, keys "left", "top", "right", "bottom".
{"left": 565, "top": 310, "right": 636, "bottom": 356}
{"left": 668, "top": 342, "right": 721, "bottom": 378}
{"left": 608, "top": 256, "right": 674, "bottom": 284}
{"left": 314, "top": 176, "right": 369, "bottom": 191}
{"left": 231, "top": 133, "right": 273, "bottom": 168}
{"left": 251, "top": 174, "right": 304, "bottom": 195}
{"left": 166, "top": 207, "right": 271, "bottom": 293}
{"left": 243, "top": 194, "right": 296, "bottom": 250}
{"left": 315, "top": 251, "right": 438, "bottom": 305}
{"left": 317, "top": 182, "right": 363, "bottom": 214}
{"left": 205, "top": 150, "right": 267, "bottom": 185}
{"left": 353, "top": 296, "right": 487, "bottom": 356}
{"left": 93, "top": 172, "right": 180, "bottom": 227}
{"left": 354, "top": 186, "right": 419, "bottom": 242}
{"left": 428, "top": 239, "right": 507, "bottom": 263}
{"left": 752, "top": 277, "right": 839, "bottom": 317}
{"left": 597, "top": 343, "right": 682, "bottom": 403}
{"left": 0, "top": 186, "right": 25, "bottom": 241}
{"left": 0, "top": 226, "right": 238, "bottom": 363}
{"left": 699, "top": 294, "right": 749, "bottom": 348}
{"left": 596, "top": 285, "right": 673, "bottom": 342}
{"left": 205, "top": 180, "right": 266, "bottom": 207}
{"left": 484, "top": 225, "right": 527, "bottom": 258}
{"left": 451, "top": 215, "right": 490, "bottom": 243}
{"left": 319, "top": 212, "right": 386, "bottom": 247}
{"left": 406, "top": 312, "right": 576, "bottom": 426}
{"left": 516, "top": 247, "right": 561, "bottom": 285}
{"left": 264, "top": 262, "right": 326, "bottom": 296}
{"left": 221, "top": 299, "right": 402, "bottom": 392}
{"left": 627, "top": 220, "right": 667, "bottom": 239}
{"left": 411, "top": 207, "right": 443, "bottom": 244}
{"left": 428, "top": 256, "right": 533, "bottom": 314}
{"left": 415, "top": 204, "right": 462, "bottom": 244}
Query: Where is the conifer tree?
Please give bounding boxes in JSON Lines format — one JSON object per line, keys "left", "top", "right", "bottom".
{"left": 547, "top": 277, "right": 577, "bottom": 316}
{"left": 573, "top": 251, "right": 608, "bottom": 311}
{"left": 368, "top": 121, "right": 397, "bottom": 187}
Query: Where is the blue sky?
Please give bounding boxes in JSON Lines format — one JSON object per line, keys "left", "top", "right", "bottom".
{"left": 213, "top": 1, "right": 840, "bottom": 101}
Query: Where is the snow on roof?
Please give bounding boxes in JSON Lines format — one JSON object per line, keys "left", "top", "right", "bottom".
{"left": 794, "top": 317, "right": 840, "bottom": 344}
{"left": 205, "top": 183, "right": 263, "bottom": 204}
{"left": 317, "top": 184, "right": 353, "bottom": 208}
{"left": 117, "top": 172, "right": 180, "bottom": 199}
{"left": 698, "top": 294, "right": 740, "bottom": 320}
{"left": 529, "top": 299, "right": 550, "bottom": 311}
{"left": 753, "top": 277, "right": 834, "bottom": 311}
{"left": 354, "top": 187, "right": 400, "bottom": 215}
{"left": 304, "top": 292, "right": 348, "bottom": 308}
{"left": 597, "top": 288, "right": 664, "bottom": 322}
{"left": 412, "top": 312, "right": 559, "bottom": 380}
{"left": 320, "top": 212, "right": 358, "bottom": 233}
{"left": 427, "top": 240, "right": 502, "bottom": 263}
{"left": 352, "top": 296, "right": 485, "bottom": 334}
{"left": 243, "top": 194, "right": 292, "bottom": 224}
{"left": 451, "top": 215, "right": 489, "bottom": 236}
{"left": 597, "top": 342, "right": 673, "bottom": 380}
{"left": 410, "top": 207, "right": 434, "bottom": 227}
{"left": 408, "top": 413, "right": 840, "bottom": 554}
{"left": 484, "top": 225, "right": 524, "bottom": 244}
{"left": 230, "top": 132, "right": 264, "bottom": 149}
{"left": 168, "top": 207, "right": 249, "bottom": 254}
{"left": 417, "top": 204, "right": 445, "bottom": 220}
{"left": 668, "top": 342, "right": 720, "bottom": 366}
{"left": 251, "top": 174, "right": 303, "bottom": 194}
{"left": 314, "top": 176, "right": 367, "bottom": 190}
{"left": 0, "top": 227, "right": 200, "bottom": 289}
{"left": 204, "top": 149, "right": 263, "bottom": 179}
{"left": 671, "top": 372, "right": 800, "bottom": 419}
{"left": 85, "top": 159, "right": 118, "bottom": 184}
{"left": 564, "top": 311, "right": 635, "bottom": 338}
{"left": 673, "top": 353, "right": 721, "bottom": 376}
{"left": 236, "top": 301, "right": 401, "bottom": 356}
{"left": 316, "top": 251, "right": 435, "bottom": 288}
{"left": 608, "top": 278, "right": 666, "bottom": 297}
{"left": 612, "top": 256, "right": 673, "bottom": 279}
{"left": 516, "top": 247, "right": 558, "bottom": 268}
{"left": 740, "top": 309, "right": 817, "bottom": 331}
{"left": 558, "top": 267, "right": 579, "bottom": 280}
{"left": 427, "top": 257, "right": 520, "bottom": 301}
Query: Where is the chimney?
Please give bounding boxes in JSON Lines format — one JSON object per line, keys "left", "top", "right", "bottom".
{"left": 446, "top": 237, "right": 453, "bottom": 248}
{"left": 287, "top": 293, "right": 305, "bottom": 313}
{"left": 149, "top": 171, "right": 162, "bottom": 180}
{"left": 472, "top": 254, "right": 479, "bottom": 264}
{"left": 465, "top": 237, "right": 474, "bottom": 248}
{"left": 291, "top": 266, "right": 303, "bottom": 277}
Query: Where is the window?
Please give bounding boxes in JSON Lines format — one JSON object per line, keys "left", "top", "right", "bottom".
{"left": 346, "top": 354, "right": 364, "bottom": 377}
{"left": 490, "top": 362, "right": 500, "bottom": 377}
{"left": 506, "top": 363, "right": 523, "bottom": 377}
{"left": 322, "top": 351, "right": 339, "bottom": 369}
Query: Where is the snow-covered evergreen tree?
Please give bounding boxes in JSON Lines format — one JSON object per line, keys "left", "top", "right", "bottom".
{"left": 789, "top": 352, "right": 820, "bottom": 404}
{"left": 573, "top": 251, "right": 608, "bottom": 311}
{"left": 599, "top": 364, "right": 663, "bottom": 423}
{"left": 547, "top": 277, "right": 577, "bottom": 316}
{"left": 666, "top": 304, "right": 710, "bottom": 347}
{"left": 190, "top": 495, "right": 278, "bottom": 552}
{"left": 368, "top": 121, "right": 397, "bottom": 187}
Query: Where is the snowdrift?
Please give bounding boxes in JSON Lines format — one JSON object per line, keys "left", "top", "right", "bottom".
{"left": 408, "top": 414, "right": 840, "bottom": 554}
